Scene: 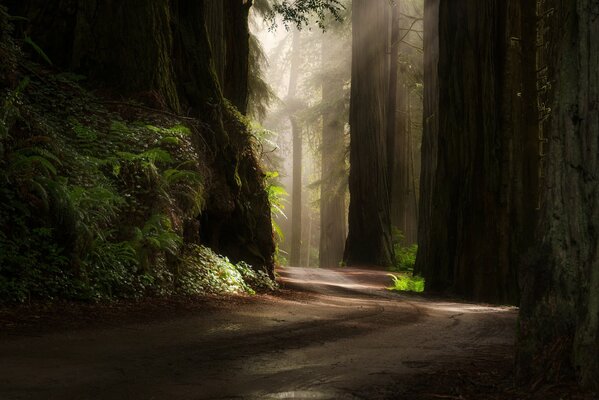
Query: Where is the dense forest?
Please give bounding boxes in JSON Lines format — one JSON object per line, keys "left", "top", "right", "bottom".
{"left": 0, "top": 0, "right": 597, "bottom": 397}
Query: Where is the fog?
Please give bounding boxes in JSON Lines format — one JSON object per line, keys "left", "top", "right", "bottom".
{"left": 250, "top": 0, "right": 424, "bottom": 267}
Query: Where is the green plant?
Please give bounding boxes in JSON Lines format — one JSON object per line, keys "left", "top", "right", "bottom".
{"left": 391, "top": 228, "right": 418, "bottom": 272}
{"left": 132, "top": 214, "right": 182, "bottom": 270}
{"left": 388, "top": 273, "right": 425, "bottom": 293}
{"left": 177, "top": 245, "right": 277, "bottom": 296}
{"left": 265, "top": 171, "right": 288, "bottom": 265}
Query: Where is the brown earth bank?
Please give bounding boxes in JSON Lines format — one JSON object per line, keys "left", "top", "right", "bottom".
{"left": 0, "top": 267, "right": 596, "bottom": 400}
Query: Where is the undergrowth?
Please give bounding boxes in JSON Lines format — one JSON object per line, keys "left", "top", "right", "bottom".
{"left": 390, "top": 228, "right": 418, "bottom": 273}
{"left": 388, "top": 274, "right": 425, "bottom": 293}
{"left": 0, "top": 9, "right": 277, "bottom": 303}
{"left": 388, "top": 228, "right": 423, "bottom": 293}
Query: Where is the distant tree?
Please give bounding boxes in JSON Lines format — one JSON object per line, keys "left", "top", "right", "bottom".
{"left": 344, "top": 0, "right": 394, "bottom": 267}
{"left": 319, "top": 24, "right": 348, "bottom": 268}
{"left": 287, "top": 28, "right": 303, "bottom": 267}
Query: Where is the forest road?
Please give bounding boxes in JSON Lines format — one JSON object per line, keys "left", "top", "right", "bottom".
{"left": 0, "top": 267, "right": 517, "bottom": 400}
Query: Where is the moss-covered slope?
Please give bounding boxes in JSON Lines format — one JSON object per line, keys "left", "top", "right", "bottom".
{"left": 0, "top": 8, "right": 275, "bottom": 302}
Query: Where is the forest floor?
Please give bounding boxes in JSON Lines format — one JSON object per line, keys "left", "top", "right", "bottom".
{"left": 0, "top": 267, "right": 595, "bottom": 400}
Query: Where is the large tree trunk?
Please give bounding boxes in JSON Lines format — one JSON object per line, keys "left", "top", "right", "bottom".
{"left": 416, "top": 0, "right": 517, "bottom": 304}
{"left": 319, "top": 37, "right": 347, "bottom": 269}
{"left": 6, "top": 0, "right": 276, "bottom": 274}
{"left": 201, "top": 0, "right": 251, "bottom": 115}
{"left": 7, "top": 0, "right": 181, "bottom": 111}
{"left": 288, "top": 28, "right": 303, "bottom": 267}
{"left": 516, "top": 0, "right": 599, "bottom": 389}
{"left": 344, "top": 0, "right": 394, "bottom": 267}
{"left": 222, "top": 0, "right": 251, "bottom": 114}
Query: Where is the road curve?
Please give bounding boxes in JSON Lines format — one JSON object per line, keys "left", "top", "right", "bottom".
{"left": 0, "top": 267, "right": 517, "bottom": 399}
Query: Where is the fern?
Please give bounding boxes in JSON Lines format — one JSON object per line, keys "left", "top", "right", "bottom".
{"left": 138, "top": 214, "right": 182, "bottom": 255}
{"left": 117, "top": 148, "right": 173, "bottom": 164}
{"left": 23, "top": 35, "right": 53, "bottom": 65}
{"left": 8, "top": 147, "right": 61, "bottom": 178}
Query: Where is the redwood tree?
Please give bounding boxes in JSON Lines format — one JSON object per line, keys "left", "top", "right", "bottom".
{"left": 516, "top": 0, "right": 599, "bottom": 389}
{"left": 344, "top": 0, "right": 394, "bottom": 267}
{"left": 287, "top": 28, "right": 303, "bottom": 267}
{"left": 319, "top": 31, "right": 347, "bottom": 268}
{"left": 415, "top": 0, "right": 517, "bottom": 304}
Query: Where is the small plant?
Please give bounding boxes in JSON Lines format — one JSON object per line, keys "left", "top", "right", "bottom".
{"left": 388, "top": 273, "right": 425, "bottom": 293}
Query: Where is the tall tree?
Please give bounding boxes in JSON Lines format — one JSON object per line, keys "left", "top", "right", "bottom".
{"left": 344, "top": 0, "right": 394, "bottom": 267}
{"left": 288, "top": 28, "right": 303, "bottom": 267}
{"left": 517, "top": 0, "right": 599, "bottom": 389}
{"left": 388, "top": 3, "right": 422, "bottom": 245}
{"left": 319, "top": 32, "right": 347, "bottom": 268}
{"left": 416, "top": 0, "right": 439, "bottom": 281}
{"left": 387, "top": 0, "right": 409, "bottom": 240}
{"left": 415, "top": 0, "right": 517, "bottom": 304}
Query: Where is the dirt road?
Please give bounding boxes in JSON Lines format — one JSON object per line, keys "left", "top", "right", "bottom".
{"left": 0, "top": 267, "right": 517, "bottom": 399}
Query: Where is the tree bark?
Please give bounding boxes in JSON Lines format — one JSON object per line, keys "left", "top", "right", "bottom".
{"left": 415, "top": 0, "right": 439, "bottom": 278}
{"left": 288, "top": 28, "right": 303, "bottom": 267}
{"left": 319, "top": 37, "right": 347, "bottom": 268}
{"left": 222, "top": 0, "right": 251, "bottom": 114}
{"left": 416, "top": 0, "right": 517, "bottom": 304}
{"left": 516, "top": 0, "right": 599, "bottom": 389}
{"left": 344, "top": 0, "right": 394, "bottom": 268}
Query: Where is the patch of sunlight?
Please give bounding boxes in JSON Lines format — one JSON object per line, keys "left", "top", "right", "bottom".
{"left": 264, "top": 391, "right": 340, "bottom": 399}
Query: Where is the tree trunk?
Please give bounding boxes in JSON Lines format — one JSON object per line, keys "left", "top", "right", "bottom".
{"left": 204, "top": 0, "right": 226, "bottom": 88}
{"left": 516, "top": 0, "right": 599, "bottom": 389}
{"left": 415, "top": 0, "right": 439, "bottom": 278}
{"left": 387, "top": 0, "right": 400, "bottom": 197}
{"left": 344, "top": 0, "right": 394, "bottom": 268}
{"left": 319, "top": 37, "right": 347, "bottom": 268}
{"left": 288, "top": 28, "right": 303, "bottom": 267}
{"left": 222, "top": 0, "right": 251, "bottom": 114}
{"left": 388, "top": 1, "right": 415, "bottom": 244}
{"left": 416, "top": 0, "right": 517, "bottom": 304}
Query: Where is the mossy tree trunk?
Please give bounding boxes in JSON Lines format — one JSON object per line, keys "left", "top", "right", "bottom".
{"left": 344, "top": 0, "right": 394, "bottom": 268}
{"left": 204, "top": 0, "right": 252, "bottom": 115}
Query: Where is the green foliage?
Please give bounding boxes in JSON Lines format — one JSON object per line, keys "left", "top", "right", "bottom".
{"left": 178, "top": 245, "right": 277, "bottom": 295}
{"left": 391, "top": 228, "right": 418, "bottom": 272}
{"left": 267, "top": 0, "right": 345, "bottom": 30}
{"left": 0, "top": 19, "right": 274, "bottom": 304}
{"left": 265, "top": 171, "right": 288, "bottom": 264}
{"left": 388, "top": 273, "right": 425, "bottom": 293}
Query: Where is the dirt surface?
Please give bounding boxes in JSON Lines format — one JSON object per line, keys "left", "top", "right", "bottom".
{"left": 0, "top": 267, "right": 592, "bottom": 399}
